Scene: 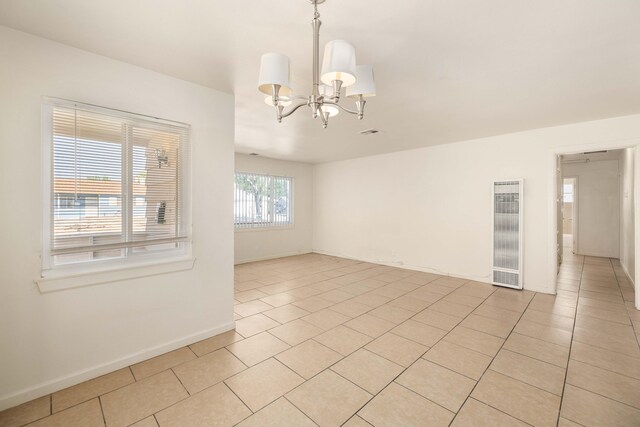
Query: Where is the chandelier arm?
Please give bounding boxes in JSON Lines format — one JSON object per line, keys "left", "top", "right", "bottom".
{"left": 279, "top": 101, "right": 310, "bottom": 119}
{"left": 323, "top": 101, "right": 359, "bottom": 115}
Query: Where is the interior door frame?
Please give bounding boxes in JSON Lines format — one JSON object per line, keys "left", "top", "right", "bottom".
{"left": 572, "top": 177, "right": 579, "bottom": 254}
{"left": 547, "top": 139, "right": 640, "bottom": 309}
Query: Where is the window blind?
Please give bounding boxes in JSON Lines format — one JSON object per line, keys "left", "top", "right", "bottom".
{"left": 234, "top": 172, "right": 293, "bottom": 229}
{"left": 49, "top": 102, "right": 189, "bottom": 266}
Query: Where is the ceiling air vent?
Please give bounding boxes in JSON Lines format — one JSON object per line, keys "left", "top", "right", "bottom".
{"left": 359, "top": 129, "right": 380, "bottom": 135}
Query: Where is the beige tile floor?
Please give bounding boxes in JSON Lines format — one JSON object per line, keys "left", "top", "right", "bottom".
{"left": 2, "top": 252, "right": 640, "bottom": 426}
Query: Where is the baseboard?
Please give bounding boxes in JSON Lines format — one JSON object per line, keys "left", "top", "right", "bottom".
{"left": 234, "top": 250, "right": 312, "bottom": 265}
{"left": 311, "top": 249, "right": 493, "bottom": 283}
{"left": 621, "top": 261, "right": 635, "bottom": 288}
{"left": 0, "top": 321, "right": 235, "bottom": 412}
{"left": 574, "top": 250, "right": 619, "bottom": 259}
{"left": 312, "top": 249, "right": 556, "bottom": 295}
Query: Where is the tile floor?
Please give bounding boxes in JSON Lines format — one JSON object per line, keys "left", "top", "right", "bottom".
{"left": 1, "top": 252, "right": 639, "bottom": 426}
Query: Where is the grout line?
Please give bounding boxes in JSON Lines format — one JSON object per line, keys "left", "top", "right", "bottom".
{"left": 280, "top": 396, "right": 321, "bottom": 426}
{"left": 235, "top": 287, "right": 461, "bottom": 424}
{"left": 391, "top": 381, "right": 457, "bottom": 416}
{"left": 572, "top": 327, "right": 639, "bottom": 348}
{"left": 169, "top": 367, "right": 191, "bottom": 396}
{"left": 301, "top": 284, "right": 496, "bottom": 424}
{"left": 340, "top": 415, "right": 370, "bottom": 427}
{"left": 566, "top": 354, "right": 640, "bottom": 380}
{"left": 464, "top": 397, "right": 537, "bottom": 426}
{"left": 567, "top": 382, "right": 640, "bottom": 412}
{"left": 232, "top": 272, "right": 507, "bottom": 426}
{"left": 485, "top": 366, "right": 564, "bottom": 397}
{"left": 98, "top": 395, "right": 107, "bottom": 427}
{"left": 28, "top": 372, "right": 138, "bottom": 420}
{"left": 556, "top": 254, "right": 585, "bottom": 426}
{"left": 143, "top": 376, "right": 251, "bottom": 424}
{"left": 497, "top": 334, "right": 568, "bottom": 369}
{"left": 448, "top": 290, "right": 537, "bottom": 426}
{"left": 222, "top": 380, "right": 255, "bottom": 417}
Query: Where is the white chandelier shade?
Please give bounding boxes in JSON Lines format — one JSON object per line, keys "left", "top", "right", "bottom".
{"left": 321, "top": 104, "right": 340, "bottom": 117}
{"left": 347, "top": 65, "right": 376, "bottom": 98}
{"left": 320, "top": 40, "right": 357, "bottom": 87}
{"left": 258, "top": 53, "right": 292, "bottom": 96}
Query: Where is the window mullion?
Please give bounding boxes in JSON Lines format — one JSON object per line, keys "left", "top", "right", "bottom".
{"left": 123, "top": 124, "right": 134, "bottom": 252}
{"left": 270, "top": 176, "right": 275, "bottom": 226}
{"left": 175, "top": 145, "right": 180, "bottom": 239}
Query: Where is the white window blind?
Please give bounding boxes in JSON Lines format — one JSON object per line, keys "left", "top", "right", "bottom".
{"left": 234, "top": 172, "right": 293, "bottom": 229}
{"left": 46, "top": 100, "right": 190, "bottom": 267}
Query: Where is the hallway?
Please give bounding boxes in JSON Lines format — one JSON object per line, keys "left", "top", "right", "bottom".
{"left": 556, "top": 252, "right": 639, "bottom": 425}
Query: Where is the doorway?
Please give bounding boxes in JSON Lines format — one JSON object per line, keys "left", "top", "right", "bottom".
{"left": 550, "top": 145, "right": 638, "bottom": 310}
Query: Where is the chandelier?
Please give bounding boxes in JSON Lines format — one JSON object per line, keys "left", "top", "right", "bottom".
{"left": 258, "top": 0, "right": 376, "bottom": 129}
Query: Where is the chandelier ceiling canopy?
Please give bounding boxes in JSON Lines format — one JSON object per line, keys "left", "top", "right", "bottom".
{"left": 258, "top": 0, "right": 376, "bottom": 129}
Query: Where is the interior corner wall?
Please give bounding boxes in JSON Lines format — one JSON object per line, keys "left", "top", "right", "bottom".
{"left": 620, "top": 148, "right": 636, "bottom": 285}
{"left": 234, "top": 154, "right": 313, "bottom": 264}
{"left": 312, "top": 114, "right": 640, "bottom": 294}
{"left": 0, "top": 26, "right": 235, "bottom": 410}
{"left": 563, "top": 159, "right": 621, "bottom": 258}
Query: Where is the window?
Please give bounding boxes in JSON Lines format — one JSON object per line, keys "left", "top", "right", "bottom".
{"left": 563, "top": 183, "right": 574, "bottom": 203}
{"left": 42, "top": 99, "right": 190, "bottom": 270}
{"left": 234, "top": 172, "right": 293, "bottom": 229}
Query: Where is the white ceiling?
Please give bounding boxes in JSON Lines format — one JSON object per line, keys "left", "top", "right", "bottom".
{"left": 1, "top": 0, "right": 640, "bottom": 163}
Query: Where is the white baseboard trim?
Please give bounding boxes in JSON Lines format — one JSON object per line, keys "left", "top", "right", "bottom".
{"left": 574, "top": 251, "right": 619, "bottom": 259}
{"left": 621, "top": 262, "right": 635, "bottom": 288}
{"left": 311, "top": 249, "right": 493, "bottom": 283}
{"left": 234, "top": 250, "right": 312, "bottom": 265}
{"left": 0, "top": 321, "right": 235, "bottom": 412}
{"left": 312, "top": 249, "right": 555, "bottom": 295}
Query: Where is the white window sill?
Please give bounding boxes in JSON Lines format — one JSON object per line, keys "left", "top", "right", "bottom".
{"left": 235, "top": 225, "right": 295, "bottom": 233}
{"left": 36, "top": 256, "right": 196, "bottom": 293}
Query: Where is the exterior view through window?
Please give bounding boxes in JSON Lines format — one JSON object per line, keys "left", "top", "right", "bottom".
{"left": 44, "top": 100, "right": 190, "bottom": 269}
{"left": 234, "top": 172, "right": 293, "bottom": 229}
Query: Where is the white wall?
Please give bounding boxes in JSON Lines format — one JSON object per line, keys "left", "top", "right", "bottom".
{"left": 0, "top": 27, "right": 235, "bottom": 410}
{"left": 620, "top": 148, "right": 636, "bottom": 284}
{"left": 235, "top": 154, "right": 313, "bottom": 263}
{"left": 313, "top": 115, "right": 640, "bottom": 294}
{"left": 563, "top": 160, "right": 620, "bottom": 258}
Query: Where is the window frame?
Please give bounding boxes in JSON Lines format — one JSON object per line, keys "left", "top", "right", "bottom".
{"left": 40, "top": 97, "right": 193, "bottom": 281}
{"left": 234, "top": 171, "right": 294, "bottom": 231}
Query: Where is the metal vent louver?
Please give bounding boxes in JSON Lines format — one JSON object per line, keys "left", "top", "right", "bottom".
{"left": 492, "top": 179, "right": 523, "bottom": 289}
